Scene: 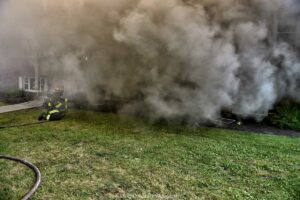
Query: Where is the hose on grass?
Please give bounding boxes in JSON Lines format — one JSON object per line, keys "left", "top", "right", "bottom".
{"left": 0, "top": 155, "right": 41, "bottom": 200}
{"left": 0, "top": 121, "right": 45, "bottom": 199}
{"left": 0, "top": 121, "right": 49, "bottom": 129}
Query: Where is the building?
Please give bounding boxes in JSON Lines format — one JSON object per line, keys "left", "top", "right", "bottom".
{"left": 270, "top": 8, "right": 300, "bottom": 47}
{"left": 18, "top": 75, "right": 48, "bottom": 94}
{"left": 0, "top": 62, "right": 49, "bottom": 95}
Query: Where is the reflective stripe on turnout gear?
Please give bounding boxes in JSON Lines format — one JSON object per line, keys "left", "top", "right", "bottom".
{"left": 56, "top": 103, "right": 63, "bottom": 109}
{"left": 49, "top": 109, "right": 60, "bottom": 115}
{"left": 46, "top": 109, "right": 60, "bottom": 121}
{"left": 65, "top": 98, "right": 68, "bottom": 109}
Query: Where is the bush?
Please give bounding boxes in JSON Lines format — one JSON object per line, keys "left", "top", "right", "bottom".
{"left": 271, "top": 103, "right": 300, "bottom": 131}
{"left": 2, "top": 90, "right": 30, "bottom": 104}
{"left": 5, "top": 90, "right": 25, "bottom": 98}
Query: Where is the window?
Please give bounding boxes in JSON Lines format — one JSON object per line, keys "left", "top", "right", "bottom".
{"left": 30, "top": 78, "right": 35, "bottom": 90}
{"left": 24, "top": 78, "right": 29, "bottom": 90}
{"left": 22, "top": 76, "right": 47, "bottom": 92}
{"left": 39, "top": 78, "right": 45, "bottom": 91}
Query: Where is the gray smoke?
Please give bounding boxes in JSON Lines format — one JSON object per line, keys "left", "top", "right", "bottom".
{"left": 0, "top": 0, "right": 300, "bottom": 124}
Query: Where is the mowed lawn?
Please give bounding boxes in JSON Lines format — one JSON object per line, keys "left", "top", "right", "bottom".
{"left": 0, "top": 109, "right": 299, "bottom": 200}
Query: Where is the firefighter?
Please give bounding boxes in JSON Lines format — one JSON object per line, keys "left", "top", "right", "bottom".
{"left": 38, "top": 86, "right": 68, "bottom": 121}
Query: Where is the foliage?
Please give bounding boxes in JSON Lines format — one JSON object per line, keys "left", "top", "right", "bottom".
{"left": 0, "top": 102, "right": 7, "bottom": 107}
{"left": 1, "top": 90, "right": 29, "bottom": 104}
{"left": 5, "top": 90, "right": 25, "bottom": 98}
{"left": 271, "top": 103, "right": 300, "bottom": 131}
{"left": 0, "top": 109, "right": 299, "bottom": 199}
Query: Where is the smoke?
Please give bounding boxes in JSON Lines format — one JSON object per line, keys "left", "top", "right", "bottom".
{"left": 0, "top": 0, "right": 300, "bottom": 124}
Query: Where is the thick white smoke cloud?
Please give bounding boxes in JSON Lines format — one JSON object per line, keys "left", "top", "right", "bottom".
{"left": 0, "top": 0, "right": 300, "bottom": 124}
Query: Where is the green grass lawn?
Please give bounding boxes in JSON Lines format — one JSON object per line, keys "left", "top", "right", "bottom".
{"left": 0, "top": 102, "right": 7, "bottom": 107}
{"left": 0, "top": 109, "right": 299, "bottom": 200}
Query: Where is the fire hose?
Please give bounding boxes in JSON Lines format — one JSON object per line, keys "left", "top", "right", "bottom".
{"left": 0, "top": 121, "right": 46, "bottom": 199}
{"left": 0, "top": 121, "right": 48, "bottom": 129}
{"left": 0, "top": 155, "right": 41, "bottom": 200}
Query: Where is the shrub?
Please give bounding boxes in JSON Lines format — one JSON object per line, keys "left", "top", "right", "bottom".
{"left": 2, "top": 90, "right": 29, "bottom": 104}
{"left": 271, "top": 103, "right": 300, "bottom": 131}
{"left": 5, "top": 90, "right": 25, "bottom": 98}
